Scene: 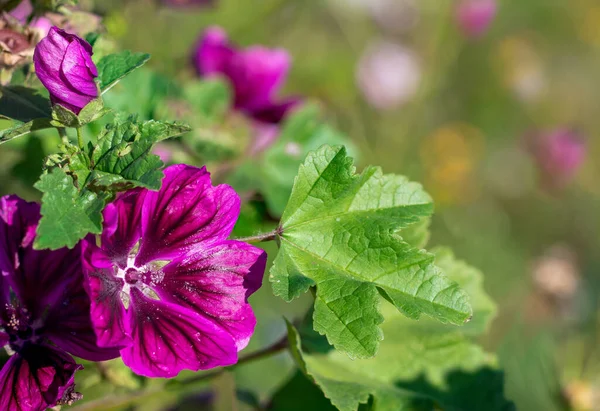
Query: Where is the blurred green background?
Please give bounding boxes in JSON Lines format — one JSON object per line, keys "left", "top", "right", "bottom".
{"left": 2, "top": 0, "right": 600, "bottom": 409}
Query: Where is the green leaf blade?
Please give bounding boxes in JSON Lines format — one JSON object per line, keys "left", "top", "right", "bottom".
{"left": 0, "top": 118, "right": 54, "bottom": 144}
{"left": 34, "top": 168, "right": 105, "bottom": 250}
{"left": 0, "top": 85, "right": 52, "bottom": 122}
{"left": 272, "top": 145, "right": 472, "bottom": 359}
{"left": 97, "top": 51, "right": 151, "bottom": 93}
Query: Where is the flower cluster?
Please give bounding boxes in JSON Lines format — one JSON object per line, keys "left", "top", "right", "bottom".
{"left": 0, "top": 165, "right": 266, "bottom": 408}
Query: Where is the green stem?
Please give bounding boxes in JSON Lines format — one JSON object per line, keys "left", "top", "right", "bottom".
{"left": 235, "top": 229, "right": 280, "bottom": 244}
{"left": 72, "top": 334, "right": 289, "bottom": 411}
{"left": 57, "top": 128, "right": 68, "bottom": 144}
{"left": 76, "top": 127, "right": 84, "bottom": 148}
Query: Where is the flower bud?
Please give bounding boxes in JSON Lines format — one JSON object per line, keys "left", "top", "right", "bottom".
{"left": 33, "top": 26, "right": 98, "bottom": 114}
{"left": 455, "top": 0, "right": 497, "bottom": 38}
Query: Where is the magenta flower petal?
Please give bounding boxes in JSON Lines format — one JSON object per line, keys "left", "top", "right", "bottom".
{"left": 7, "top": 234, "right": 120, "bottom": 363}
{"left": 82, "top": 242, "right": 132, "bottom": 349}
{"left": 33, "top": 26, "right": 98, "bottom": 114}
{"left": 154, "top": 241, "right": 266, "bottom": 350}
{"left": 194, "top": 26, "right": 235, "bottom": 75}
{"left": 122, "top": 288, "right": 238, "bottom": 378}
{"left": 0, "top": 195, "right": 38, "bottom": 276}
{"left": 252, "top": 97, "right": 301, "bottom": 124}
{"left": 229, "top": 46, "right": 291, "bottom": 112}
{"left": 136, "top": 165, "right": 239, "bottom": 265}
{"left": 101, "top": 189, "right": 146, "bottom": 267}
{"left": 0, "top": 344, "right": 82, "bottom": 410}
{"left": 61, "top": 39, "right": 99, "bottom": 96}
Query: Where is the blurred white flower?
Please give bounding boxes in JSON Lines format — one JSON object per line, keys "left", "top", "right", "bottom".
{"left": 356, "top": 41, "right": 421, "bottom": 110}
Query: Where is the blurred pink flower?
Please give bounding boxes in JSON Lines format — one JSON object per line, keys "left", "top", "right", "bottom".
{"left": 153, "top": 143, "right": 173, "bottom": 164}
{"left": 527, "top": 128, "right": 586, "bottom": 188}
{"left": 356, "top": 41, "right": 421, "bottom": 110}
{"left": 455, "top": 0, "right": 497, "bottom": 38}
{"left": 9, "top": 0, "right": 52, "bottom": 37}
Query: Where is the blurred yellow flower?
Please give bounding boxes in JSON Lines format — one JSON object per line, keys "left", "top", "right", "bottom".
{"left": 420, "top": 123, "right": 483, "bottom": 205}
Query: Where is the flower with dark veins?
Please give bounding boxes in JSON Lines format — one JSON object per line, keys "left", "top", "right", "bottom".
{"left": 0, "top": 195, "right": 119, "bottom": 411}
{"left": 82, "top": 164, "right": 267, "bottom": 377}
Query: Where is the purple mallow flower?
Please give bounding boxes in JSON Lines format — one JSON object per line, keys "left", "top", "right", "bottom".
{"left": 0, "top": 195, "right": 119, "bottom": 410}
{"left": 81, "top": 164, "right": 267, "bottom": 378}
{"left": 33, "top": 26, "right": 98, "bottom": 114}
{"left": 193, "top": 26, "right": 299, "bottom": 125}
{"left": 455, "top": 0, "right": 497, "bottom": 38}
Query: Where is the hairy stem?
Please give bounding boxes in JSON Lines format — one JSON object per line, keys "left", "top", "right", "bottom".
{"left": 76, "top": 127, "right": 84, "bottom": 149}
{"left": 235, "top": 229, "right": 280, "bottom": 244}
{"left": 72, "top": 335, "right": 289, "bottom": 411}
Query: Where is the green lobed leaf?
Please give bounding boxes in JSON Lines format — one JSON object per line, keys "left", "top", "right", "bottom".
{"left": 34, "top": 168, "right": 106, "bottom": 250}
{"left": 72, "top": 116, "right": 191, "bottom": 192}
{"left": 96, "top": 50, "right": 151, "bottom": 93}
{"left": 35, "top": 116, "right": 190, "bottom": 249}
{"left": 271, "top": 145, "right": 472, "bottom": 359}
{"left": 283, "top": 263, "right": 512, "bottom": 411}
{"left": 432, "top": 247, "right": 497, "bottom": 335}
{"left": 278, "top": 247, "right": 511, "bottom": 411}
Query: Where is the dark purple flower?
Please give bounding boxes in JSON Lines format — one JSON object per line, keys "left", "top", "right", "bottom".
{"left": 33, "top": 26, "right": 98, "bottom": 114}
{"left": 81, "top": 164, "right": 267, "bottom": 378}
{"left": 193, "top": 26, "right": 299, "bottom": 125}
{"left": 455, "top": 0, "right": 497, "bottom": 38}
{"left": 527, "top": 128, "right": 586, "bottom": 188}
{"left": 0, "top": 195, "right": 119, "bottom": 411}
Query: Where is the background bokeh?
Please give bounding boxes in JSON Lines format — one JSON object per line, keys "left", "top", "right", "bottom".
{"left": 2, "top": 0, "right": 600, "bottom": 409}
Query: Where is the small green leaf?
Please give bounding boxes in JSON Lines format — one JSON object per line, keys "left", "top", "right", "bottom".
{"left": 0, "top": 118, "right": 54, "bottom": 144}
{"left": 272, "top": 145, "right": 472, "bottom": 359}
{"left": 260, "top": 104, "right": 355, "bottom": 216}
{"left": 183, "top": 78, "right": 231, "bottom": 119}
{"left": 51, "top": 104, "right": 79, "bottom": 127}
{"left": 77, "top": 98, "right": 111, "bottom": 125}
{"left": 0, "top": 85, "right": 51, "bottom": 122}
{"left": 96, "top": 50, "right": 151, "bottom": 93}
{"left": 34, "top": 168, "right": 106, "bottom": 250}
{"left": 85, "top": 32, "right": 100, "bottom": 47}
